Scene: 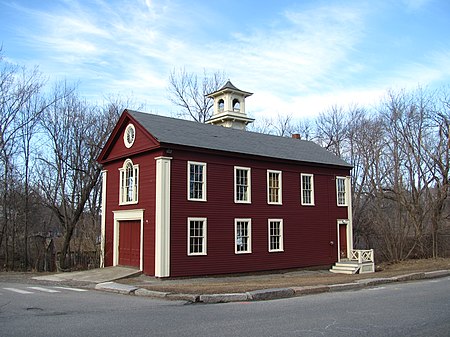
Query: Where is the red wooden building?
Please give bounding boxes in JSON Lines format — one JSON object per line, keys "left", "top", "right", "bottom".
{"left": 97, "top": 81, "right": 370, "bottom": 278}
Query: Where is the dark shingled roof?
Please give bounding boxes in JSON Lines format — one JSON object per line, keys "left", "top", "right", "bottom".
{"left": 128, "top": 110, "right": 352, "bottom": 168}
{"left": 207, "top": 80, "right": 253, "bottom": 97}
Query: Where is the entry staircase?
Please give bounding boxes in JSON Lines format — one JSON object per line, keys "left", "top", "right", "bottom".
{"left": 330, "top": 249, "right": 375, "bottom": 274}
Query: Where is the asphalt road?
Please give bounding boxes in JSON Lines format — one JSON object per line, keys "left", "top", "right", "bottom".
{"left": 1, "top": 277, "right": 449, "bottom": 337}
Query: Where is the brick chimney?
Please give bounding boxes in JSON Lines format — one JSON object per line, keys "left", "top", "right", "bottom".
{"left": 291, "top": 133, "right": 301, "bottom": 139}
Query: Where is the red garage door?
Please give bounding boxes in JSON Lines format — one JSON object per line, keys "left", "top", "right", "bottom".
{"left": 119, "top": 220, "right": 140, "bottom": 267}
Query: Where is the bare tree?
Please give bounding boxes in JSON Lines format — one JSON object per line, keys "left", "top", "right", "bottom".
{"left": 249, "top": 113, "right": 296, "bottom": 137}
{"left": 18, "top": 93, "right": 48, "bottom": 269}
{"left": 167, "top": 68, "right": 226, "bottom": 123}
{"left": 270, "top": 113, "right": 295, "bottom": 137}
{"left": 426, "top": 91, "right": 450, "bottom": 257}
{"left": 294, "top": 118, "right": 314, "bottom": 141}
{"left": 315, "top": 105, "right": 348, "bottom": 158}
{"left": 38, "top": 83, "right": 118, "bottom": 270}
{"left": 0, "top": 51, "right": 46, "bottom": 265}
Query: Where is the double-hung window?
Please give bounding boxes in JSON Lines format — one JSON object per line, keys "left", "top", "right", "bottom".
{"left": 188, "top": 161, "right": 206, "bottom": 201}
{"left": 235, "top": 219, "right": 251, "bottom": 254}
{"left": 188, "top": 218, "right": 207, "bottom": 255}
{"left": 268, "top": 219, "right": 284, "bottom": 252}
{"left": 336, "top": 176, "right": 347, "bottom": 206}
{"left": 301, "top": 173, "right": 315, "bottom": 206}
{"left": 234, "top": 167, "right": 251, "bottom": 203}
{"left": 119, "top": 159, "right": 139, "bottom": 205}
{"left": 267, "top": 170, "right": 282, "bottom": 204}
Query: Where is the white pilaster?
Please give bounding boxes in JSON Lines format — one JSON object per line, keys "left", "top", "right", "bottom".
{"left": 155, "top": 156, "right": 172, "bottom": 277}
{"left": 346, "top": 176, "right": 354, "bottom": 252}
{"left": 100, "top": 170, "right": 107, "bottom": 268}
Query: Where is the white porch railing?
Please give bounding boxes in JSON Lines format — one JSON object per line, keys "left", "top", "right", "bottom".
{"left": 331, "top": 249, "right": 375, "bottom": 274}
{"left": 350, "top": 249, "right": 374, "bottom": 264}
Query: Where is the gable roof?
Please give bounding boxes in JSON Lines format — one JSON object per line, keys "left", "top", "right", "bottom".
{"left": 127, "top": 110, "right": 352, "bottom": 168}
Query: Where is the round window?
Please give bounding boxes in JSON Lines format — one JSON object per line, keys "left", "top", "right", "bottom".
{"left": 124, "top": 124, "right": 135, "bottom": 148}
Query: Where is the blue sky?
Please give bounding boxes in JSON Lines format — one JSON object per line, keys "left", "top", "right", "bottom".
{"left": 1, "top": 0, "right": 449, "bottom": 120}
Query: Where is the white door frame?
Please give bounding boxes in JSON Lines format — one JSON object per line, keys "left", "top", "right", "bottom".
{"left": 337, "top": 219, "right": 350, "bottom": 262}
{"left": 112, "top": 209, "right": 144, "bottom": 271}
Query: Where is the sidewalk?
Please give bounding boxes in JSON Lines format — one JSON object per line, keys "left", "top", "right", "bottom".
{"left": 32, "top": 266, "right": 141, "bottom": 283}
{"left": 97, "top": 268, "right": 450, "bottom": 304}
{"left": 15, "top": 260, "right": 449, "bottom": 304}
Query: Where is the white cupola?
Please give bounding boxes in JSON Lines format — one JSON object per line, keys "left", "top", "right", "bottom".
{"left": 205, "top": 80, "right": 254, "bottom": 130}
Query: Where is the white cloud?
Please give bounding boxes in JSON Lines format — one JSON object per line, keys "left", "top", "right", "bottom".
{"left": 3, "top": 0, "right": 448, "bottom": 122}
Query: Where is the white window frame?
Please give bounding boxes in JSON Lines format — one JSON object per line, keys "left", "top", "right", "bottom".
{"left": 235, "top": 218, "right": 252, "bottom": 254}
{"left": 267, "top": 170, "right": 282, "bottom": 205}
{"left": 336, "top": 176, "right": 348, "bottom": 206}
{"left": 187, "top": 217, "right": 207, "bottom": 256}
{"left": 234, "top": 166, "right": 251, "bottom": 203}
{"left": 301, "top": 173, "right": 315, "bottom": 206}
{"left": 123, "top": 123, "right": 136, "bottom": 148}
{"left": 187, "top": 161, "right": 207, "bottom": 201}
{"left": 268, "top": 219, "right": 284, "bottom": 252}
{"left": 119, "top": 159, "right": 139, "bottom": 205}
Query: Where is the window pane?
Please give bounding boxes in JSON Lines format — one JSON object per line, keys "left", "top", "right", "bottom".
{"left": 236, "top": 169, "right": 249, "bottom": 202}
{"left": 189, "top": 164, "right": 205, "bottom": 200}
{"left": 236, "top": 220, "right": 250, "bottom": 252}
{"left": 302, "top": 175, "right": 312, "bottom": 205}
{"left": 269, "top": 220, "right": 282, "bottom": 251}
{"left": 268, "top": 172, "right": 280, "bottom": 203}
{"left": 120, "top": 161, "right": 138, "bottom": 204}
{"left": 337, "top": 178, "right": 346, "bottom": 205}
{"left": 189, "top": 220, "right": 205, "bottom": 254}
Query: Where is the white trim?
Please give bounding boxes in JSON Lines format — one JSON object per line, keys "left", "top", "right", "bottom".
{"left": 234, "top": 166, "right": 251, "bottom": 204}
{"left": 336, "top": 176, "right": 348, "bottom": 207}
{"left": 187, "top": 161, "right": 207, "bottom": 201}
{"left": 300, "top": 173, "right": 315, "bottom": 206}
{"left": 123, "top": 123, "right": 136, "bottom": 148}
{"left": 119, "top": 159, "right": 139, "bottom": 205}
{"left": 268, "top": 219, "right": 284, "bottom": 252}
{"left": 112, "top": 209, "right": 144, "bottom": 271}
{"left": 100, "top": 170, "right": 107, "bottom": 268}
{"left": 234, "top": 218, "right": 252, "bottom": 254}
{"left": 155, "top": 156, "right": 172, "bottom": 277}
{"left": 346, "top": 176, "right": 354, "bottom": 250}
{"left": 187, "top": 217, "right": 207, "bottom": 256}
{"left": 267, "top": 170, "right": 282, "bottom": 205}
{"left": 337, "top": 219, "right": 350, "bottom": 261}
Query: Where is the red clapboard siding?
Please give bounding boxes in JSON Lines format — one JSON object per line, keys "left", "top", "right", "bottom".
{"left": 102, "top": 149, "right": 162, "bottom": 275}
{"left": 169, "top": 149, "right": 350, "bottom": 277}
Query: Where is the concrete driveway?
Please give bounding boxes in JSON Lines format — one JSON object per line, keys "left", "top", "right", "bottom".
{"left": 32, "top": 266, "right": 141, "bottom": 283}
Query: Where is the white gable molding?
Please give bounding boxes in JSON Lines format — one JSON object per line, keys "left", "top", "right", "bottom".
{"left": 155, "top": 156, "right": 172, "bottom": 277}
{"left": 112, "top": 209, "right": 144, "bottom": 271}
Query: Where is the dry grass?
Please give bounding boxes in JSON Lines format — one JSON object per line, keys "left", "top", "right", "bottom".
{"left": 118, "top": 258, "right": 450, "bottom": 294}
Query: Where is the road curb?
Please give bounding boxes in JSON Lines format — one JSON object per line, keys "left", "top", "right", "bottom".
{"left": 95, "top": 281, "right": 138, "bottom": 294}
{"left": 424, "top": 270, "right": 450, "bottom": 278}
{"left": 95, "top": 269, "right": 450, "bottom": 303}
{"left": 247, "top": 288, "right": 295, "bottom": 301}
{"left": 200, "top": 293, "right": 249, "bottom": 303}
{"left": 134, "top": 288, "right": 169, "bottom": 298}
{"left": 328, "top": 282, "right": 363, "bottom": 292}
{"left": 292, "top": 284, "right": 330, "bottom": 296}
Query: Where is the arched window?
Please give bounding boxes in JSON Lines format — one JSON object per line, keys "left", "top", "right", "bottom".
{"left": 218, "top": 99, "right": 225, "bottom": 112}
{"left": 119, "top": 159, "right": 139, "bottom": 204}
{"left": 233, "top": 99, "right": 240, "bottom": 112}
